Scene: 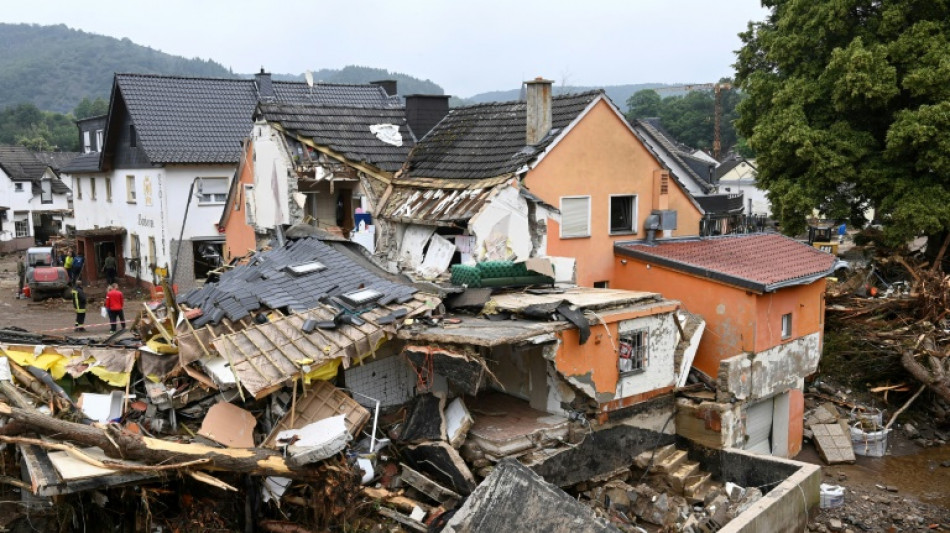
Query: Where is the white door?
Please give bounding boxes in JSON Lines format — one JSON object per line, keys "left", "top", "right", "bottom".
{"left": 745, "top": 397, "right": 774, "bottom": 455}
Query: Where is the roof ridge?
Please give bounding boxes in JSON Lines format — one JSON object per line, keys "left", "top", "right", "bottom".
{"left": 115, "top": 72, "right": 253, "bottom": 82}
{"left": 452, "top": 89, "right": 602, "bottom": 110}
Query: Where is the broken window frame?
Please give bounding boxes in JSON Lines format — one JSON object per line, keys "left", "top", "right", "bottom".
{"left": 609, "top": 194, "right": 637, "bottom": 235}
{"left": 618, "top": 330, "right": 648, "bottom": 374}
{"left": 560, "top": 195, "right": 591, "bottom": 239}
{"left": 781, "top": 313, "right": 792, "bottom": 339}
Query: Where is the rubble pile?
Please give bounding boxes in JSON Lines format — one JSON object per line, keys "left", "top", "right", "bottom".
{"left": 825, "top": 257, "right": 950, "bottom": 430}
{"left": 809, "top": 478, "right": 950, "bottom": 533}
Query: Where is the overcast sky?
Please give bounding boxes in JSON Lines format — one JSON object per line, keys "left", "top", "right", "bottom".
{"left": 2, "top": 0, "right": 769, "bottom": 97}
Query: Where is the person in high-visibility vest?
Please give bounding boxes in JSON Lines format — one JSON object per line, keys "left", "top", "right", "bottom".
{"left": 72, "top": 282, "right": 87, "bottom": 332}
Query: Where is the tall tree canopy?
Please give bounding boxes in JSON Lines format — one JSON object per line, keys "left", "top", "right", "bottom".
{"left": 735, "top": 0, "right": 950, "bottom": 244}
{"left": 625, "top": 86, "right": 743, "bottom": 157}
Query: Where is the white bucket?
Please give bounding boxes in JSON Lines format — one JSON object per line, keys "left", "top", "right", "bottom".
{"left": 819, "top": 483, "right": 845, "bottom": 508}
{"left": 850, "top": 423, "right": 889, "bottom": 457}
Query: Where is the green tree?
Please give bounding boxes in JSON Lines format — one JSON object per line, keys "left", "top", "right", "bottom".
{"left": 74, "top": 97, "right": 109, "bottom": 119}
{"left": 735, "top": 0, "right": 950, "bottom": 249}
{"left": 625, "top": 89, "right": 662, "bottom": 120}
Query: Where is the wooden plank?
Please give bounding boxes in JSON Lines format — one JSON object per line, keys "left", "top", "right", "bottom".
{"left": 399, "top": 463, "right": 461, "bottom": 504}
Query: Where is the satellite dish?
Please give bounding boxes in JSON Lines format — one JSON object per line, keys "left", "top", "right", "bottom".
{"left": 305, "top": 70, "right": 314, "bottom": 88}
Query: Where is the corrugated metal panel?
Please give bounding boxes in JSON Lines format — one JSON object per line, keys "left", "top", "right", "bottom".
{"left": 745, "top": 397, "right": 774, "bottom": 455}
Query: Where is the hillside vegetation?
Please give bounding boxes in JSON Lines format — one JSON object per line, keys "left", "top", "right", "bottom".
{"left": 0, "top": 23, "right": 233, "bottom": 113}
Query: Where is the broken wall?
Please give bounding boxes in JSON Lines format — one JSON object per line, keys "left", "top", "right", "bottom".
{"left": 552, "top": 311, "right": 677, "bottom": 406}
{"left": 468, "top": 183, "right": 533, "bottom": 263}
{"left": 675, "top": 398, "right": 745, "bottom": 450}
{"left": 717, "top": 332, "right": 819, "bottom": 403}
{"left": 250, "top": 122, "right": 297, "bottom": 230}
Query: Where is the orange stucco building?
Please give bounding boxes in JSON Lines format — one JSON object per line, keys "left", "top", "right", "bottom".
{"left": 613, "top": 233, "right": 835, "bottom": 458}
{"left": 220, "top": 140, "right": 257, "bottom": 262}
{"left": 523, "top": 98, "right": 703, "bottom": 287}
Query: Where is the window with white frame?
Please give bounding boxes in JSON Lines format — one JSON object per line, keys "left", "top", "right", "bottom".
{"left": 609, "top": 194, "right": 637, "bottom": 234}
{"left": 244, "top": 184, "right": 256, "bottom": 224}
{"left": 560, "top": 196, "right": 590, "bottom": 238}
{"left": 40, "top": 180, "right": 52, "bottom": 204}
{"left": 74, "top": 178, "right": 81, "bottom": 199}
{"left": 618, "top": 330, "right": 648, "bottom": 374}
{"left": 105, "top": 178, "right": 112, "bottom": 202}
{"left": 126, "top": 175, "right": 136, "bottom": 203}
{"left": 781, "top": 313, "right": 792, "bottom": 339}
{"left": 83, "top": 131, "right": 92, "bottom": 153}
{"left": 198, "top": 178, "right": 228, "bottom": 204}
{"left": 14, "top": 182, "right": 24, "bottom": 193}
{"left": 90, "top": 178, "right": 97, "bottom": 201}
{"left": 14, "top": 220, "right": 28, "bottom": 238}
{"left": 95, "top": 130, "right": 103, "bottom": 152}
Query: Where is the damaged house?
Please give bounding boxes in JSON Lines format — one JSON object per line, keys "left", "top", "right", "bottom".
{"left": 378, "top": 78, "right": 707, "bottom": 287}
{"left": 613, "top": 233, "right": 837, "bottom": 457}
{"left": 65, "top": 71, "right": 401, "bottom": 289}
{"left": 218, "top": 90, "right": 441, "bottom": 258}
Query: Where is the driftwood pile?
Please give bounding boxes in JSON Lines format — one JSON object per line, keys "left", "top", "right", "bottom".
{"left": 826, "top": 256, "right": 950, "bottom": 425}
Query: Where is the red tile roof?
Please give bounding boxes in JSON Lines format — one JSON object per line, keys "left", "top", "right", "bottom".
{"left": 615, "top": 233, "right": 836, "bottom": 292}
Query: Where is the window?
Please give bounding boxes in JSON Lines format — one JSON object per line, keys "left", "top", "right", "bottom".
{"left": 95, "top": 129, "right": 103, "bottom": 152}
{"left": 83, "top": 131, "right": 92, "bottom": 153}
{"left": 148, "top": 237, "right": 156, "bottom": 269}
{"left": 594, "top": 281, "right": 609, "bottom": 289}
{"left": 14, "top": 220, "right": 28, "bottom": 238}
{"left": 13, "top": 182, "right": 23, "bottom": 193}
{"left": 609, "top": 194, "right": 637, "bottom": 234}
{"left": 105, "top": 178, "right": 112, "bottom": 202}
{"left": 74, "top": 178, "right": 81, "bottom": 199}
{"left": 90, "top": 178, "right": 97, "bottom": 201}
{"left": 126, "top": 175, "right": 136, "bottom": 203}
{"left": 130, "top": 234, "right": 141, "bottom": 272}
{"left": 198, "top": 178, "right": 228, "bottom": 204}
{"left": 40, "top": 180, "right": 52, "bottom": 204}
{"left": 560, "top": 196, "right": 590, "bottom": 238}
{"left": 130, "top": 125, "right": 137, "bottom": 148}
{"left": 619, "top": 331, "right": 648, "bottom": 373}
{"left": 781, "top": 313, "right": 792, "bottom": 339}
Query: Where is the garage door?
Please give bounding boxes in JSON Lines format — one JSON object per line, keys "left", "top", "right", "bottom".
{"left": 745, "top": 397, "right": 774, "bottom": 455}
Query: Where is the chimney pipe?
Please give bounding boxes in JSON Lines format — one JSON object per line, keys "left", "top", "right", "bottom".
{"left": 525, "top": 77, "right": 554, "bottom": 145}
{"left": 405, "top": 94, "right": 451, "bottom": 140}
{"left": 370, "top": 79, "right": 398, "bottom": 96}
{"left": 255, "top": 68, "right": 274, "bottom": 102}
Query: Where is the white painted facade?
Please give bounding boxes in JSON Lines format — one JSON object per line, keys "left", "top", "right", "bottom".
{"left": 247, "top": 123, "right": 295, "bottom": 230}
{"left": 614, "top": 313, "right": 677, "bottom": 400}
{"left": 72, "top": 165, "right": 231, "bottom": 283}
{"left": 0, "top": 165, "right": 72, "bottom": 243}
{"left": 717, "top": 161, "right": 771, "bottom": 217}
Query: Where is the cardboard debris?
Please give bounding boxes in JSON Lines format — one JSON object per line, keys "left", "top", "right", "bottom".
{"left": 199, "top": 402, "right": 257, "bottom": 448}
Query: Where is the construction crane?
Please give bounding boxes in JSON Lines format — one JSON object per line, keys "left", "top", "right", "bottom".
{"left": 653, "top": 82, "right": 733, "bottom": 160}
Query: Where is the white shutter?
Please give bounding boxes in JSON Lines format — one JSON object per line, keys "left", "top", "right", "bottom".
{"left": 745, "top": 398, "right": 774, "bottom": 455}
{"left": 200, "top": 178, "right": 228, "bottom": 194}
{"left": 561, "top": 197, "right": 590, "bottom": 238}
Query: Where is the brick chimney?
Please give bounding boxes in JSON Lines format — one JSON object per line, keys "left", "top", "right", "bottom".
{"left": 525, "top": 77, "right": 554, "bottom": 145}
{"left": 370, "top": 80, "right": 398, "bottom": 96}
{"left": 255, "top": 68, "right": 274, "bottom": 102}
{"left": 405, "top": 94, "right": 450, "bottom": 140}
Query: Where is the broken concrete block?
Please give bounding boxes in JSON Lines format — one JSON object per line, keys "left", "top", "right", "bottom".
{"left": 812, "top": 423, "right": 856, "bottom": 464}
{"left": 399, "top": 463, "right": 460, "bottom": 505}
{"left": 444, "top": 397, "right": 473, "bottom": 448}
{"left": 404, "top": 441, "right": 477, "bottom": 495}
{"left": 400, "top": 393, "right": 446, "bottom": 442}
{"left": 442, "top": 459, "right": 619, "bottom": 533}
{"left": 199, "top": 401, "right": 257, "bottom": 448}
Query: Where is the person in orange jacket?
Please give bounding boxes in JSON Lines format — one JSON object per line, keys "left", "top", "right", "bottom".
{"left": 105, "top": 283, "right": 126, "bottom": 332}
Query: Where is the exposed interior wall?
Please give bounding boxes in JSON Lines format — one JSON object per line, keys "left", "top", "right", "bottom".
{"left": 224, "top": 140, "right": 258, "bottom": 262}
{"left": 612, "top": 256, "right": 756, "bottom": 377}
{"left": 468, "top": 183, "right": 533, "bottom": 263}
{"left": 523, "top": 100, "right": 702, "bottom": 287}
{"left": 249, "top": 123, "right": 294, "bottom": 229}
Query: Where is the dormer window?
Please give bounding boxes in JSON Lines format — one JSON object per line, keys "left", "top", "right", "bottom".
{"left": 83, "top": 131, "right": 92, "bottom": 153}
{"left": 96, "top": 129, "right": 104, "bottom": 152}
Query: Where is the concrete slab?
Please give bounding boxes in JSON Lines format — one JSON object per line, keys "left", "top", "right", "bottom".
{"left": 812, "top": 423, "right": 856, "bottom": 464}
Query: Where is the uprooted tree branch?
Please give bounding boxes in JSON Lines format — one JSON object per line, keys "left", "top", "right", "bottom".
{"left": 827, "top": 256, "right": 950, "bottom": 410}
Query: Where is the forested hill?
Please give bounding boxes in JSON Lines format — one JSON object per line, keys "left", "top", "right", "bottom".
{"left": 0, "top": 23, "right": 234, "bottom": 113}
{"left": 460, "top": 83, "right": 678, "bottom": 107}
